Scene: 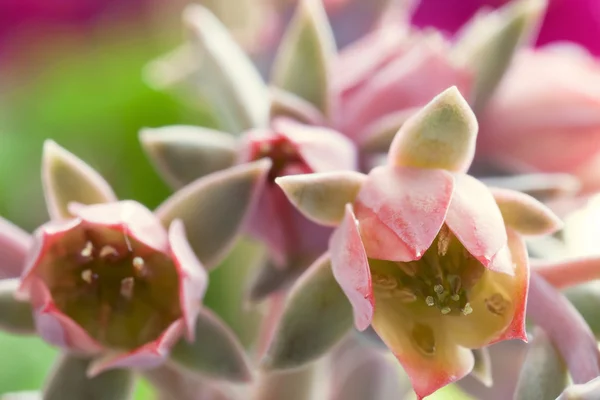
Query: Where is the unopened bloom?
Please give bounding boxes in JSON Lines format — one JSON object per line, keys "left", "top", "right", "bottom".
{"left": 477, "top": 45, "right": 600, "bottom": 192}
{"left": 273, "top": 87, "right": 561, "bottom": 398}
{"left": 141, "top": 117, "right": 356, "bottom": 300}
{"left": 0, "top": 140, "right": 262, "bottom": 384}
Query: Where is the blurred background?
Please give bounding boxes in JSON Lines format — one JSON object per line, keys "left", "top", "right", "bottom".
{"left": 0, "top": 0, "right": 598, "bottom": 398}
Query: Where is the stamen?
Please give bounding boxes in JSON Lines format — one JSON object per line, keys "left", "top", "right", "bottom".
{"left": 451, "top": 294, "right": 460, "bottom": 301}
{"left": 440, "top": 306, "right": 451, "bottom": 315}
{"left": 397, "top": 262, "right": 417, "bottom": 277}
{"left": 259, "top": 143, "right": 272, "bottom": 155}
{"left": 120, "top": 277, "right": 135, "bottom": 300}
{"left": 133, "top": 256, "right": 147, "bottom": 277}
{"left": 81, "top": 269, "right": 93, "bottom": 284}
{"left": 80, "top": 241, "right": 93, "bottom": 257}
{"left": 462, "top": 303, "right": 473, "bottom": 315}
{"left": 372, "top": 274, "right": 397, "bottom": 290}
{"left": 425, "top": 296, "right": 435, "bottom": 306}
{"left": 99, "top": 245, "right": 118, "bottom": 259}
{"left": 282, "top": 142, "right": 296, "bottom": 155}
{"left": 437, "top": 226, "right": 451, "bottom": 256}
{"left": 395, "top": 288, "right": 417, "bottom": 302}
{"left": 433, "top": 284, "right": 444, "bottom": 294}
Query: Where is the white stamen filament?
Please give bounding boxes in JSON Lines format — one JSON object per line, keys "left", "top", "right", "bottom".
{"left": 99, "top": 245, "right": 118, "bottom": 258}
{"left": 120, "top": 277, "right": 135, "bottom": 299}
{"left": 462, "top": 303, "right": 473, "bottom": 315}
{"left": 440, "top": 306, "right": 451, "bottom": 315}
{"left": 81, "top": 269, "right": 93, "bottom": 284}
{"left": 80, "top": 241, "right": 93, "bottom": 258}
{"left": 425, "top": 296, "right": 435, "bottom": 306}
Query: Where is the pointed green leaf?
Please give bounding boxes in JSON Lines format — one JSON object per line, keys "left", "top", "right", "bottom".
{"left": 491, "top": 188, "right": 563, "bottom": 236}
{"left": 269, "top": 87, "right": 327, "bottom": 126}
{"left": 0, "top": 279, "right": 35, "bottom": 334}
{"left": 275, "top": 172, "right": 366, "bottom": 226}
{"left": 271, "top": 0, "right": 336, "bottom": 115}
{"left": 359, "top": 108, "right": 419, "bottom": 154}
{"left": 0, "top": 217, "right": 31, "bottom": 279}
{"left": 481, "top": 173, "right": 580, "bottom": 201}
{"left": 252, "top": 366, "right": 319, "bottom": 400}
{"left": 470, "top": 348, "right": 493, "bottom": 387}
{"left": 262, "top": 254, "right": 353, "bottom": 370}
{"left": 387, "top": 86, "right": 478, "bottom": 172}
{"left": 183, "top": 4, "right": 269, "bottom": 133}
{"left": 170, "top": 307, "right": 252, "bottom": 382}
{"left": 557, "top": 377, "right": 600, "bottom": 400}
{"left": 155, "top": 159, "right": 270, "bottom": 268}
{"left": 43, "top": 354, "right": 134, "bottom": 400}
{"left": 514, "top": 329, "right": 568, "bottom": 400}
{"left": 42, "top": 140, "right": 117, "bottom": 220}
{"left": 453, "top": 0, "right": 547, "bottom": 112}
{"left": 564, "top": 282, "right": 600, "bottom": 338}
{"left": 248, "top": 256, "right": 313, "bottom": 303}
{"left": 0, "top": 391, "right": 41, "bottom": 400}
{"left": 140, "top": 126, "right": 238, "bottom": 189}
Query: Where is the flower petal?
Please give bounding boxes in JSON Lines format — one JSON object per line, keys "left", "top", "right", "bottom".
{"left": 271, "top": 0, "right": 336, "bottom": 114}
{"left": 470, "top": 348, "right": 493, "bottom": 387}
{"left": 387, "top": 86, "right": 478, "bottom": 172}
{"left": 354, "top": 166, "right": 454, "bottom": 261}
{"left": 43, "top": 354, "right": 134, "bottom": 400}
{"left": 140, "top": 126, "right": 238, "bottom": 189}
{"left": 557, "top": 376, "right": 600, "bottom": 400}
{"left": 42, "top": 140, "right": 117, "bottom": 220}
{"left": 156, "top": 159, "right": 270, "bottom": 268}
{"left": 275, "top": 171, "right": 367, "bottom": 227}
{"left": 514, "top": 328, "right": 568, "bottom": 400}
{"left": 0, "top": 279, "right": 35, "bottom": 334}
{"left": 371, "top": 297, "right": 474, "bottom": 399}
{"left": 262, "top": 253, "right": 353, "bottom": 370}
{"left": 170, "top": 307, "right": 252, "bottom": 382}
{"left": 491, "top": 187, "right": 563, "bottom": 236}
{"left": 183, "top": 5, "right": 269, "bottom": 133}
{"left": 168, "top": 219, "right": 208, "bottom": 341}
{"left": 269, "top": 87, "right": 327, "bottom": 126}
{"left": 330, "top": 205, "right": 374, "bottom": 331}
{"left": 70, "top": 200, "right": 169, "bottom": 253}
{"left": 452, "top": 0, "right": 547, "bottom": 111}
{"left": 0, "top": 217, "right": 31, "bottom": 279}
{"left": 87, "top": 319, "right": 184, "bottom": 377}
{"left": 273, "top": 118, "right": 358, "bottom": 172}
{"left": 445, "top": 174, "right": 510, "bottom": 273}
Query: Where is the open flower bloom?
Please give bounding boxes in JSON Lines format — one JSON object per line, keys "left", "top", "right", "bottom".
{"left": 17, "top": 201, "right": 205, "bottom": 375}
{"left": 0, "top": 140, "right": 263, "bottom": 382}
{"left": 477, "top": 45, "right": 600, "bottom": 192}
{"left": 273, "top": 87, "right": 561, "bottom": 398}
{"left": 141, "top": 117, "right": 357, "bottom": 300}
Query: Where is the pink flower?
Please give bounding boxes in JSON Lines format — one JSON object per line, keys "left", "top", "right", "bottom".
{"left": 0, "top": 140, "right": 264, "bottom": 380}
{"left": 275, "top": 87, "right": 561, "bottom": 398}
{"left": 477, "top": 45, "right": 600, "bottom": 192}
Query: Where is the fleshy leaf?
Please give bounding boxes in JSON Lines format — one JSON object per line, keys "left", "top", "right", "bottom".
{"left": 0, "top": 217, "right": 31, "bottom": 278}
{"left": 528, "top": 272, "right": 600, "bottom": 384}
{"left": 470, "top": 348, "right": 493, "bottom": 387}
{"left": 271, "top": 0, "right": 336, "bottom": 115}
{"left": 170, "top": 307, "right": 252, "bottom": 382}
{"left": 491, "top": 187, "right": 562, "bottom": 236}
{"left": 42, "top": 140, "right": 117, "bottom": 220}
{"left": 452, "top": 0, "right": 548, "bottom": 111}
{"left": 359, "top": 108, "right": 419, "bottom": 153}
{"left": 387, "top": 87, "right": 478, "bottom": 173}
{"left": 564, "top": 281, "right": 600, "bottom": 337}
{"left": 275, "top": 172, "right": 367, "bottom": 226}
{"left": 247, "top": 256, "right": 312, "bottom": 303}
{"left": 269, "top": 87, "right": 327, "bottom": 126}
{"left": 156, "top": 159, "right": 270, "bottom": 268}
{"left": 140, "top": 126, "right": 238, "bottom": 189}
{"left": 183, "top": 4, "right": 269, "bottom": 133}
{"left": 0, "top": 279, "right": 35, "bottom": 334}
{"left": 514, "top": 328, "right": 568, "bottom": 400}
{"left": 262, "top": 254, "right": 353, "bottom": 370}
{"left": 43, "top": 354, "right": 134, "bottom": 400}
{"left": 480, "top": 173, "right": 580, "bottom": 201}
{"left": 252, "top": 366, "right": 319, "bottom": 400}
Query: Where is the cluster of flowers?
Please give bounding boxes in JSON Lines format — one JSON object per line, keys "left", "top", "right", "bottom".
{"left": 2, "top": 0, "right": 600, "bottom": 399}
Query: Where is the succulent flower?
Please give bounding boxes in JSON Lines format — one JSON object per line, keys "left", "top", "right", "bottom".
{"left": 141, "top": 116, "right": 357, "bottom": 301}
{"left": 0, "top": 140, "right": 264, "bottom": 397}
{"left": 265, "top": 87, "right": 561, "bottom": 398}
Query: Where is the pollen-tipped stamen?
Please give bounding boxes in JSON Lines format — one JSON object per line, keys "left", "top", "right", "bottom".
{"left": 81, "top": 241, "right": 94, "bottom": 258}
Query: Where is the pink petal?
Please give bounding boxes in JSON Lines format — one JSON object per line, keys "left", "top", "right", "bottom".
{"left": 273, "top": 118, "right": 358, "bottom": 172}
{"left": 354, "top": 166, "right": 454, "bottom": 261}
{"left": 28, "top": 277, "right": 103, "bottom": 354}
{"left": 445, "top": 174, "right": 511, "bottom": 274}
{"left": 329, "top": 204, "right": 373, "bottom": 331}
{"left": 70, "top": 201, "right": 169, "bottom": 253}
{"left": 0, "top": 217, "right": 31, "bottom": 279}
{"left": 168, "top": 219, "right": 209, "bottom": 341}
{"left": 87, "top": 319, "right": 185, "bottom": 377}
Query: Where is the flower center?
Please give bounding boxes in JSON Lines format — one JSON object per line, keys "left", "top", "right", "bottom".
{"left": 250, "top": 135, "right": 310, "bottom": 181}
{"left": 370, "top": 225, "right": 485, "bottom": 317}
{"left": 41, "top": 226, "right": 181, "bottom": 350}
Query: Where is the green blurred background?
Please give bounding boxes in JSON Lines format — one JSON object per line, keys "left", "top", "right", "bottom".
{"left": 0, "top": 1, "right": 467, "bottom": 398}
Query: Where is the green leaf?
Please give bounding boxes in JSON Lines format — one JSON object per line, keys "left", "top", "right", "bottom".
{"left": 0, "top": 279, "right": 35, "bottom": 335}
{"left": 262, "top": 254, "right": 353, "bottom": 370}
